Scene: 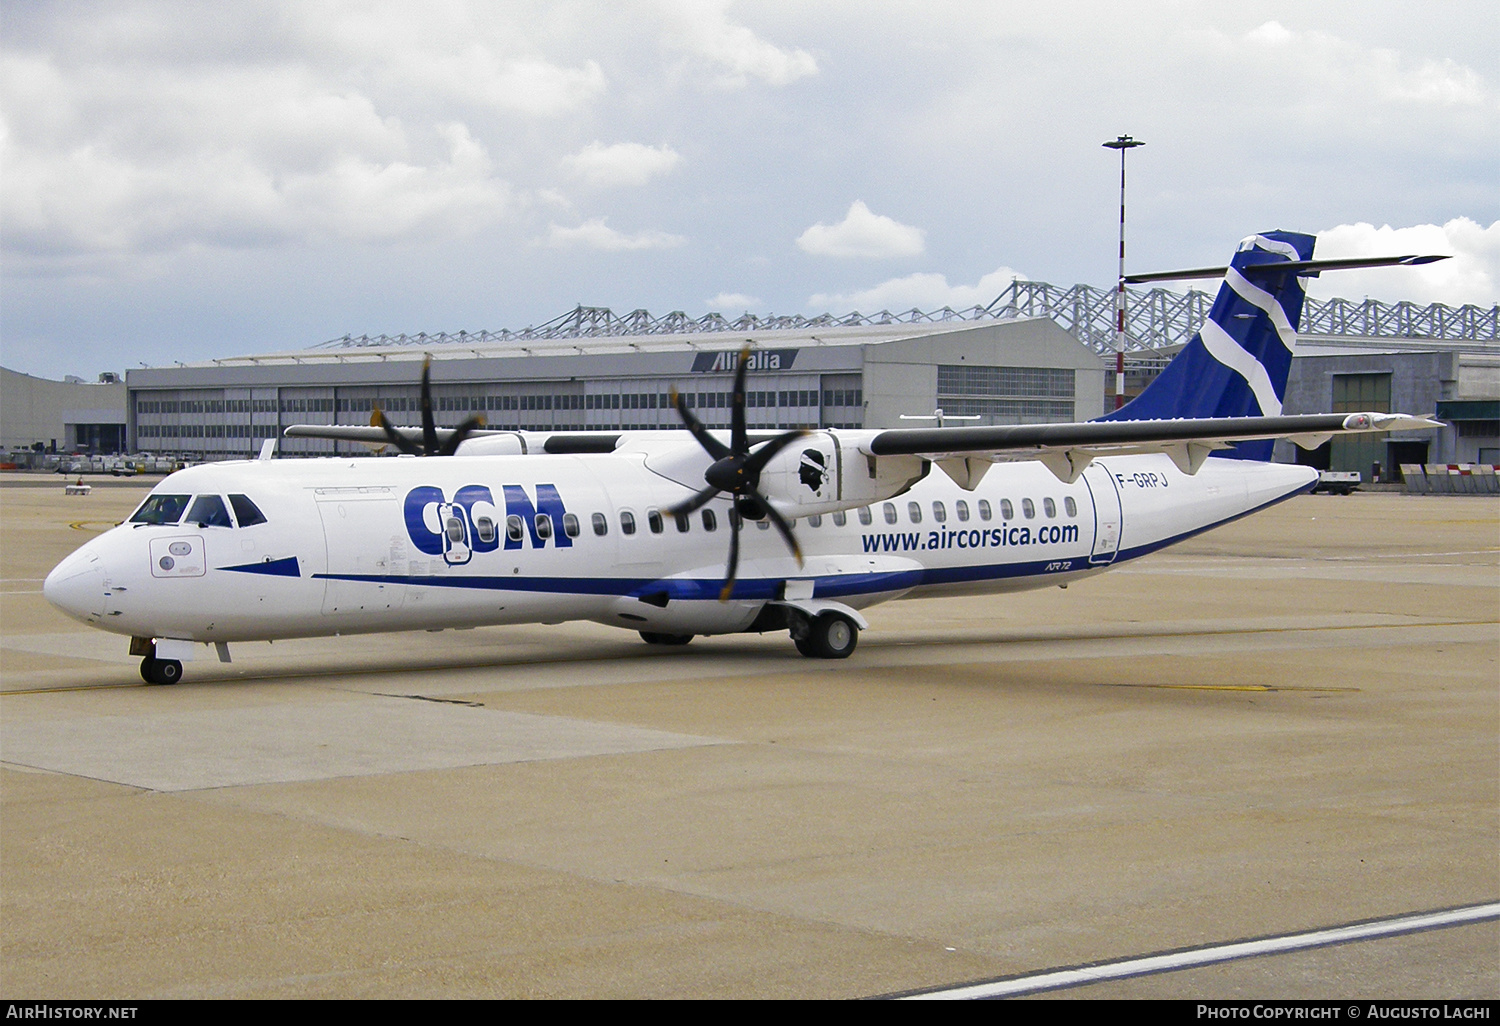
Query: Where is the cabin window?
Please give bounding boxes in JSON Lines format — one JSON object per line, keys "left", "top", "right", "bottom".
{"left": 831, "top": 510, "right": 846, "bottom": 527}
{"left": 1022, "top": 498, "right": 1036, "bottom": 519}
{"left": 883, "top": 503, "right": 898, "bottom": 525}
{"left": 907, "top": 501, "right": 922, "bottom": 524}
{"left": 446, "top": 515, "right": 466, "bottom": 543}
{"left": 228, "top": 494, "right": 267, "bottom": 527}
{"left": 562, "top": 513, "right": 580, "bottom": 538}
{"left": 978, "top": 499, "right": 992, "bottom": 521}
{"left": 1043, "top": 497, "right": 1057, "bottom": 518}
{"left": 131, "top": 494, "right": 191, "bottom": 525}
{"left": 702, "top": 509, "right": 717, "bottom": 532}
{"left": 1065, "top": 496, "right": 1078, "bottom": 517}
{"left": 592, "top": 512, "right": 608, "bottom": 536}
{"left": 674, "top": 511, "right": 691, "bottom": 533}
{"left": 808, "top": 514, "right": 822, "bottom": 527}
{"left": 1000, "top": 499, "right": 1013, "bottom": 520}
{"left": 535, "top": 514, "right": 553, "bottom": 540}
{"left": 187, "top": 494, "right": 233, "bottom": 528}
{"left": 474, "top": 516, "right": 497, "bottom": 544}
{"left": 619, "top": 511, "right": 636, "bottom": 536}
{"left": 955, "top": 500, "right": 970, "bottom": 522}
{"left": 507, "top": 515, "right": 524, "bottom": 542}
{"left": 858, "top": 506, "right": 872, "bottom": 526}
{"left": 756, "top": 517, "right": 770, "bottom": 530}
{"left": 932, "top": 501, "right": 946, "bottom": 523}
{"left": 647, "top": 510, "right": 664, "bottom": 534}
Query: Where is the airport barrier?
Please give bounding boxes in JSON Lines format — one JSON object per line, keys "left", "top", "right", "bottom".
{"left": 1404, "top": 464, "right": 1500, "bottom": 495}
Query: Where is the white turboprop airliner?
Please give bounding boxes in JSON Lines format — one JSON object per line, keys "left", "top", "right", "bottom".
{"left": 45, "top": 232, "right": 1444, "bottom": 683}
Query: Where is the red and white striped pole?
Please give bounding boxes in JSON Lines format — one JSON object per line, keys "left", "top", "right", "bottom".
{"left": 1102, "top": 135, "right": 1143, "bottom": 410}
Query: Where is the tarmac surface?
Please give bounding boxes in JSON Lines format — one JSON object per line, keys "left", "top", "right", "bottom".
{"left": 1, "top": 475, "right": 1496, "bottom": 999}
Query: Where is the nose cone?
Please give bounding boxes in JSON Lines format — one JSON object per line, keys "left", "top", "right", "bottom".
{"left": 44, "top": 548, "right": 106, "bottom": 624}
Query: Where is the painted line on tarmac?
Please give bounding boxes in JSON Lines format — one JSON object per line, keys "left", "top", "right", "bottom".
{"left": 894, "top": 902, "right": 1500, "bottom": 1000}
{"left": 1102, "top": 683, "right": 1361, "bottom": 693}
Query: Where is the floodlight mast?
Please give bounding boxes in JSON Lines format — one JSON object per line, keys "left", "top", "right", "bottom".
{"left": 1102, "top": 134, "right": 1144, "bottom": 410}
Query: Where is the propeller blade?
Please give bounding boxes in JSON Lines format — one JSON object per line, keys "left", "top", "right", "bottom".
{"left": 730, "top": 345, "right": 750, "bottom": 456}
{"left": 719, "top": 510, "right": 741, "bottom": 602}
{"left": 670, "top": 386, "right": 732, "bottom": 461}
{"left": 742, "top": 427, "right": 810, "bottom": 479}
{"left": 420, "top": 355, "right": 439, "bottom": 456}
{"left": 666, "top": 484, "right": 721, "bottom": 519}
{"left": 373, "top": 407, "right": 423, "bottom": 456}
{"left": 743, "top": 491, "right": 803, "bottom": 567}
{"left": 438, "top": 413, "right": 487, "bottom": 456}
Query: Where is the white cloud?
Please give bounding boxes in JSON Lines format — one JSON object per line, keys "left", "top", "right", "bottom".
{"left": 796, "top": 201, "right": 925, "bottom": 260}
{"left": 705, "top": 291, "right": 761, "bottom": 310}
{"left": 662, "top": 0, "right": 818, "bottom": 87}
{"left": 1219, "top": 20, "right": 1492, "bottom": 109}
{"left": 809, "top": 265, "right": 1027, "bottom": 312}
{"left": 545, "top": 218, "right": 687, "bottom": 251}
{"left": 1308, "top": 219, "right": 1499, "bottom": 306}
{"left": 561, "top": 141, "right": 682, "bottom": 188}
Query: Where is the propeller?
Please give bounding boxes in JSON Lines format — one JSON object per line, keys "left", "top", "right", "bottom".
{"left": 371, "top": 355, "right": 487, "bottom": 456}
{"left": 666, "top": 346, "right": 808, "bottom": 601}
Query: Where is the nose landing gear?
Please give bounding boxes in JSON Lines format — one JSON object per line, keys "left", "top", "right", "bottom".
{"left": 139, "top": 656, "right": 183, "bottom": 685}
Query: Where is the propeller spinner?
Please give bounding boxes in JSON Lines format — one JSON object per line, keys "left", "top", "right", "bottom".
{"left": 666, "top": 346, "right": 808, "bottom": 601}
{"left": 371, "top": 355, "right": 487, "bottom": 456}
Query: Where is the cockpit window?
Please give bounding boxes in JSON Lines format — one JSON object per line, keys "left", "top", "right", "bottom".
{"left": 186, "top": 494, "right": 233, "bottom": 528}
{"left": 129, "top": 494, "right": 190, "bottom": 525}
{"left": 228, "top": 494, "right": 267, "bottom": 527}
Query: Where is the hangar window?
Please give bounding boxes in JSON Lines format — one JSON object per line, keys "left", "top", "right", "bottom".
{"left": 882, "top": 503, "right": 898, "bottom": 525}
{"left": 187, "top": 494, "right": 233, "bottom": 528}
{"left": 1065, "top": 496, "right": 1078, "bottom": 517}
{"left": 619, "top": 511, "right": 636, "bottom": 536}
{"left": 592, "top": 512, "right": 608, "bottom": 536}
{"left": 1043, "top": 498, "right": 1057, "bottom": 518}
{"left": 228, "top": 494, "right": 267, "bottom": 527}
{"left": 130, "top": 494, "right": 191, "bottom": 525}
{"left": 562, "top": 513, "right": 580, "bottom": 538}
{"left": 978, "top": 499, "right": 992, "bottom": 521}
{"left": 858, "top": 506, "right": 872, "bottom": 526}
{"left": 955, "top": 500, "right": 970, "bottom": 522}
{"left": 1022, "top": 498, "right": 1036, "bottom": 519}
{"left": 931, "top": 501, "right": 946, "bottom": 523}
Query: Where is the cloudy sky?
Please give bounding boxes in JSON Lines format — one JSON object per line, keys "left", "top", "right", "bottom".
{"left": 2, "top": 0, "right": 1497, "bottom": 379}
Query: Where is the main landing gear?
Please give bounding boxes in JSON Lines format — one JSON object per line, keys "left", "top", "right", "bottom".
{"left": 639, "top": 631, "right": 694, "bottom": 646}
{"left": 790, "top": 610, "right": 859, "bottom": 659}
{"left": 139, "top": 656, "right": 183, "bottom": 685}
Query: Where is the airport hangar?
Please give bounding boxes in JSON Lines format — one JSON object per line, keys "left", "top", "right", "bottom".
{"left": 33, "top": 280, "right": 1500, "bottom": 468}
{"left": 124, "top": 314, "right": 1108, "bottom": 457}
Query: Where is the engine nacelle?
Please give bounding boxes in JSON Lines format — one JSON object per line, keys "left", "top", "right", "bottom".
{"left": 757, "top": 431, "right": 927, "bottom": 517}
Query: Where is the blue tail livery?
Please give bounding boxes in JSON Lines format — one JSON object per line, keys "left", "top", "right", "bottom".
{"left": 1101, "top": 231, "right": 1316, "bottom": 460}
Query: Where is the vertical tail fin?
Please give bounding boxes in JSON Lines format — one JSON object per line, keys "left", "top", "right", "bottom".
{"left": 1101, "top": 230, "right": 1315, "bottom": 460}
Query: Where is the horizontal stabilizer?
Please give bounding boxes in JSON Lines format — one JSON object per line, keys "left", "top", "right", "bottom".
{"left": 1125, "top": 254, "right": 1449, "bottom": 284}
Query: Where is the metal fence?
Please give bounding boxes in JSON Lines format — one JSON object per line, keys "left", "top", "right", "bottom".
{"left": 314, "top": 281, "right": 1499, "bottom": 356}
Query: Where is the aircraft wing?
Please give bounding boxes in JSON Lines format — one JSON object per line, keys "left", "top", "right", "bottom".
{"left": 281, "top": 423, "right": 622, "bottom": 454}
{"left": 863, "top": 411, "right": 1442, "bottom": 485}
